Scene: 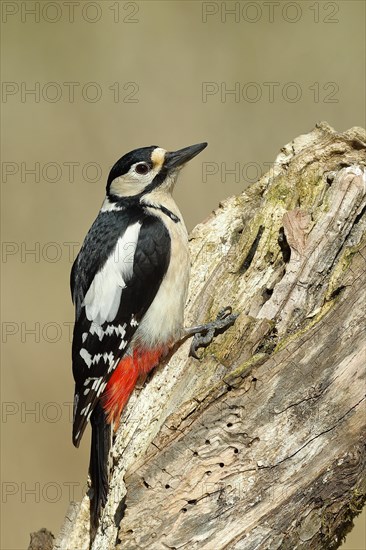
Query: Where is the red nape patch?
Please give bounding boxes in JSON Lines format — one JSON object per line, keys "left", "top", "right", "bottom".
{"left": 102, "top": 348, "right": 164, "bottom": 428}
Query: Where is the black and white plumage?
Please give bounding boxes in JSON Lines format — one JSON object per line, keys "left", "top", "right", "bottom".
{"left": 70, "top": 142, "right": 207, "bottom": 525}
{"left": 71, "top": 208, "right": 171, "bottom": 444}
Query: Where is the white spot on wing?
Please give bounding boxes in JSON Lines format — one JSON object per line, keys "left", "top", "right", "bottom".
{"left": 105, "top": 325, "right": 115, "bottom": 336}
{"left": 103, "top": 352, "right": 114, "bottom": 364}
{"left": 73, "top": 393, "right": 79, "bottom": 424}
{"left": 92, "top": 378, "right": 102, "bottom": 391}
{"left": 84, "top": 377, "right": 98, "bottom": 386}
{"left": 92, "top": 353, "right": 102, "bottom": 365}
{"left": 80, "top": 348, "right": 92, "bottom": 367}
{"left": 81, "top": 403, "right": 91, "bottom": 416}
{"left": 108, "top": 356, "right": 120, "bottom": 373}
{"left": 118, "top": 324, "right": 126, "bottom": 337}
{"left": 97, "top": 381, "right": 107, "bottom": 397}
{"left": 90, "top": 323, "right": 104, "bottom": 340}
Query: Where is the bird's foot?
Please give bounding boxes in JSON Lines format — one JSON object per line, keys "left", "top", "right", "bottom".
{"left": 186, "top": 306, "right": 238, "bottom": 359}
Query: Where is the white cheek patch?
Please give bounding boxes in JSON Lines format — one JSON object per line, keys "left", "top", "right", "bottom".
{"left": 83, "top": 222, "right": 141, "bottom": 325}
{"left": 110, "top": 174, "right": 146, "bottom": 197}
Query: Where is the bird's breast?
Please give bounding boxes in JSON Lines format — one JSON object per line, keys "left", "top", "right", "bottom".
{"left": 134, "top": 198, "right": 190, "bottom": 349}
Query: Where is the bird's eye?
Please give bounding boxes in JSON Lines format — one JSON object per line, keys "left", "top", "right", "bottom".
{"left": 135, "top": 163, "right": 149, "bottom": 175}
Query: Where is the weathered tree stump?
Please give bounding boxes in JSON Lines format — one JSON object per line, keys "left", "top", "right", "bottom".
{"left": 52, "top": 122, "right": 366, "bottom": 550}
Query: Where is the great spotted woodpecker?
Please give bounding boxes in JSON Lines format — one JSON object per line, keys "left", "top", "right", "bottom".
{"left": 71, "top": 143, "right": 236, "bottom": 527}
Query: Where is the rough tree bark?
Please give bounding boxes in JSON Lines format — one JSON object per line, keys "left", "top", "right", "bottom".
{"left": 51, "top": 122, "right": 365, "bottom": 550}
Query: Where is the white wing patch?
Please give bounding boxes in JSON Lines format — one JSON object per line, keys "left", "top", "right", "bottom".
{"left": 83, "top": 222, "right": 141, "bottom": 325}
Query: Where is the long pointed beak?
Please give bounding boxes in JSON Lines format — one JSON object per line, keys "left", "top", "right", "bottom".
{"left": 165, "top": 142, "right": 208, "bottom": 170}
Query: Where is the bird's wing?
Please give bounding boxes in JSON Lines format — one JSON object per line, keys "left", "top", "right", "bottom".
{"left": 71, "top": 210, "right": 171, "bottom": 447}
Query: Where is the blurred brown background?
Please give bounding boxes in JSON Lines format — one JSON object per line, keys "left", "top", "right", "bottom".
{"left": 1, "top": 1, "right": 365, "bottom": 548}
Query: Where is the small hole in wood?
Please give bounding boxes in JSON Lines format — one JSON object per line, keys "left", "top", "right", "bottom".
{"left": 165, "top": 484, "right": 170, "bottom": 489}
{"left": 278, "top": 226, "right": 291, "bottom": 263}
{"left": 264, "top": 251, "right": 274, "bottom": 263}
{"left": 188, "top": 499, "right": 197, "bottom": 505}
{"left": 262, "top": 287, "right": 273, "bottom": 303}
{"left": 206, "top": 470, "right": 212, "bottom": 476}
{"left": 181, "top": 507, "right": 187, "bottom": 513}
{"left": 239, "top": 225, "right": 264, "bottom": 273}
{"left": 234, "top": 448, "right": 239, "bottom": 454}
{"left": 193, "top": 451, "right": 198, "bottom": 456}
{"left": 127, "top": 529, "right": 133, "bottom": 535}
{"left": 219, "top": 462, "right": 225, "bottom": 468}
{"left": 227, "top": 422, "right": 233, "bottom": 428}
{"left": 329, "top": 285, "right": 346, "bottom": 300}
{"left": 205, "top": 439, "right": 210, "bottom": 444}
{"left": 143, "top": 479, "right": 150, "bottom": 489}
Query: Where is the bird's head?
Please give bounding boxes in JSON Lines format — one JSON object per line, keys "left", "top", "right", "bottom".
{"left": 106, "top": 142, "right": 207, "bottom": 201}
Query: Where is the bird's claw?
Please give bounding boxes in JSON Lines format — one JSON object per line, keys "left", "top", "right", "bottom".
{"left": 189, "top": 306, "right": 238, "bottom": 359}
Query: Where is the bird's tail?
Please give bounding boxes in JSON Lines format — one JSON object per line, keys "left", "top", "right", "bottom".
{"left": 89, "top": 402, "right": 111, "bottom": 528}
{"left": 89, "top": 349, "right": 164, "bottom": 527}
